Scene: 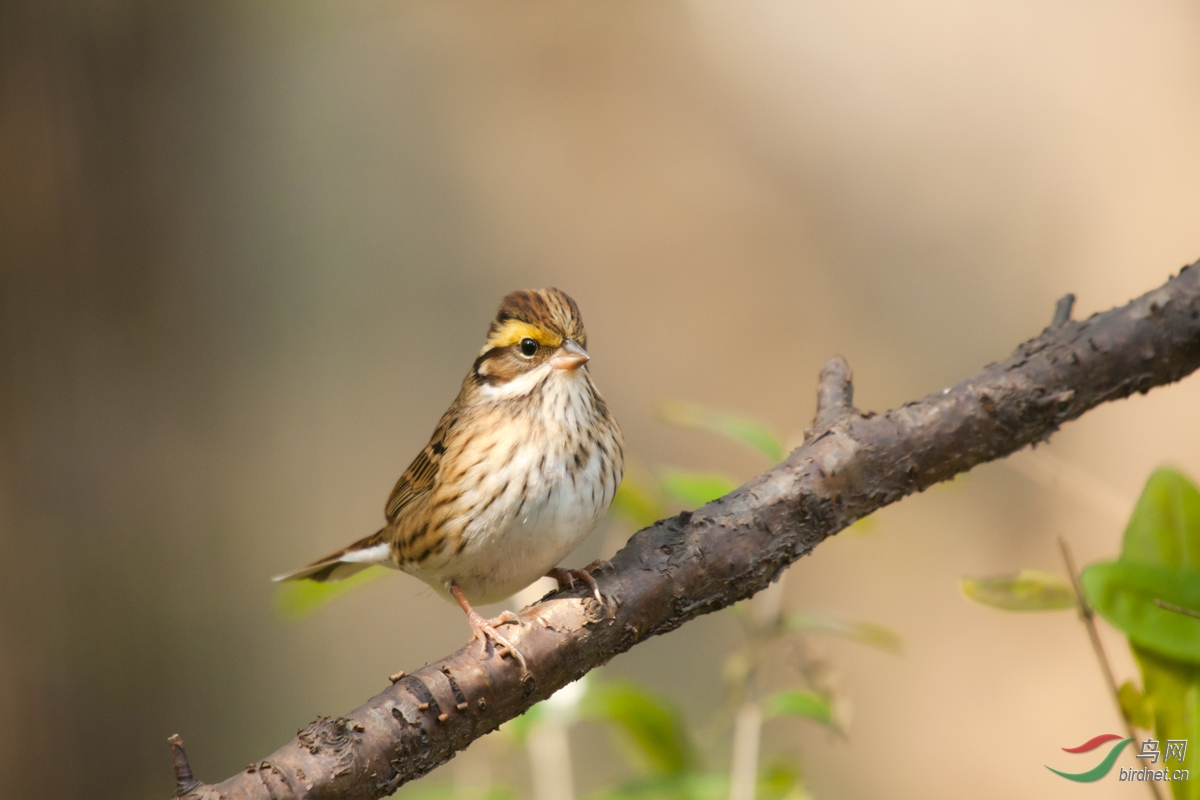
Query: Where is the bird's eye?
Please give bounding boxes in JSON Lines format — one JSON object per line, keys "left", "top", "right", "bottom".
{"left": 519, "top": 338, "right": 539, "bottom": 357}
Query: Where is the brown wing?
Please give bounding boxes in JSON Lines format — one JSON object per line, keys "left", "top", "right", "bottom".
{"left": 384, "top": 408, "right": 454, "bottom": 524}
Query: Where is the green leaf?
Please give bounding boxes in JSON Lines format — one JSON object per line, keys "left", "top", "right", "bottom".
{"left": 610, "top": 478, "right": 665, "bottom": 529}
{"left": 1132, "top": 645, "right": 1200, "bottom": 800}
{"left": 656, "top": 399, "right": 785, "bottom": 462}
{"left": 783, "top": 612, "right": 902, "bottom": 653}
{"left": 273, "top": 567, "right": 386, "bottom": 619}
{"left": 1122, "top": 467, "right": 1200, "bottom": 570}
{"left": 1080, "top": 560, "right": 1200, "bottom": 664}
{"left": 1117, "top": 681, "right": 1154, "bottom": 729}
{"left": 960, "top": 569, "right": 1077, "bottom": 611}
{"left": 581, "top": 681, "right": 697, "bottom": 775}
{"left": 659, "top": 470, "right": 738, "bottom": 509}
{"left": 763, "top": 690, "right": 834, "bottom": 727}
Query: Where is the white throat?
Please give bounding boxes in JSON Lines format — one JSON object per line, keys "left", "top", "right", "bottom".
{"left": 477, "top": 363, "right": 555, "bottom": 402}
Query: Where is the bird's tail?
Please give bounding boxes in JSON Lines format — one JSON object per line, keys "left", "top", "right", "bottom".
{"left": 272, "top": 528, "right": 392, "bottom": 583}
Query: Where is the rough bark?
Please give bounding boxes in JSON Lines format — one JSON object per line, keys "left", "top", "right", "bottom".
{"left": 170, "top": 261, "right": 1200, "bottom": 800}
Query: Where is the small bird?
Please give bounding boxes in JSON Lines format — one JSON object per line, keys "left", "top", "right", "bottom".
{"left": 274, "top": 288, "right": 624, "bottom": 672}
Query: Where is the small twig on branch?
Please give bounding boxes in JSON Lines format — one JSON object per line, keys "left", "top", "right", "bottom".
{"left": 1052, "top": 293, "right": 1077, "bottom": 327}
{"left": 168, "top": 735, "right": 201, "bottom": 798}
{"left": 170, "top": 261, "right": 1200, "bottom": 800}
{"left": 806, "top": 354, "right": 857, "bottom": 438}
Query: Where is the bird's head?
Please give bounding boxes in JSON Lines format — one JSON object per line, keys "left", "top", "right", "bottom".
{"left": 473, "top": 288, "right": 591, "bottom": 389}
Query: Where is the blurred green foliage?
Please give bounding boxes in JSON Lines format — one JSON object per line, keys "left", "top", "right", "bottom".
{"left": 493, "top": 675, "right": 814, "bottom": 800}
{"left": 556, "top": 677, "right": 812, "bottom": 800}
{"left": 763, "top": 691, "right": 833, "bottom": 727}
{"left": 658, "top": 471, "right": 739, "bottom": 509}
{"left": 586, "top": 766, "right": 810, "bottom": 800}
{"left": 655, "top": 400, "right": 786, "bottom": 463}
{"left": 1117, "top": 681, "right": 1154, "bottom": 730}
{"left": 610, "top": 479, "right": 666, "bottom": 530}
{"left": 963, "top": 466, "right": 1200, "bottom": 800}
{"left": 399, "top": 785, "right": 517, "bottom": 800}
{"left": 501, "top": 698, "right": 546, "bottom": 747}
{"left": 782, "top": 612, "right": 902, "bottom": 654}
{"left": 1085, "top": 468, "right": 1200, "bottom": 800}
{"left": 273, "top": 566, "right": 386, "bottom": 619}
{"left": 960, "top": 569, "right": 1076, "bottom": 611}
{"left": 581, "top": 681, "right": 698, "bottom": 775}
{"left": 846, "top": 515, "right": 877, "bottom": 534}
{"left": 611, "top": 401, "right": 786, "bottom": 527}
{"left": 1134, "top": 646, "right": 1200, "bottom": 800}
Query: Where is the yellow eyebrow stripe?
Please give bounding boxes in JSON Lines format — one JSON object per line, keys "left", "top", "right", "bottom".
{"left": 485, "top": 320, "right": 563, "bottom": 350}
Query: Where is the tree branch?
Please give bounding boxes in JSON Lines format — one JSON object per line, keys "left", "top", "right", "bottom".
{"left": 171, "top": 261, "right": 1200, "bottom": 800}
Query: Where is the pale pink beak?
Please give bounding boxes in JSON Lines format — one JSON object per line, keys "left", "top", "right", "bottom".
{"left": 550, "top": 339, "right": 590, "bottom": 370}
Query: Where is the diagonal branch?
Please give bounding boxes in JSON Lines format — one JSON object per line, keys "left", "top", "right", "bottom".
{"left": 171, "top": 261, "right": 1200, "bottom": 800}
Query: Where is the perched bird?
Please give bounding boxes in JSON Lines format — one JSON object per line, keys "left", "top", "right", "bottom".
{"left": 274, "top": 288, "right": 624, "bottom": 672}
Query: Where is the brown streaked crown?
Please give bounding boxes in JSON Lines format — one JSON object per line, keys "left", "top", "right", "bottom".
{"left": 483, "top": 288, "right": 588, "bottom": 352}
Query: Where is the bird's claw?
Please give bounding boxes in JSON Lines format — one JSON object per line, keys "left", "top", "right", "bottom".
{"left": 547, "top": 567, "right": 605, "bottom": 605}
{"left": 467, "top": 610, "right": 528, "bottom": 675}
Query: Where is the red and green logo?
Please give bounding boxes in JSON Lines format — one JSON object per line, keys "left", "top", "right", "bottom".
{"left": 1047, "top": 734, "right": 1133, "bottom": 782}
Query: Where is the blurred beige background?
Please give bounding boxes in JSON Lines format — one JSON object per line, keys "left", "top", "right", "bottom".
{"left": 2, "top": 1, "right": 1199, "bottom": 798}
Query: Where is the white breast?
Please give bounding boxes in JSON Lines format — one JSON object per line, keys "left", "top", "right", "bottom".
{"left": 403, "top": 368, "right": 622, "bottom": 605}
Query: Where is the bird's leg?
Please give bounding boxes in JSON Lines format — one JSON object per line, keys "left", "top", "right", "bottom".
{"left": 546, "top": 564, "right": 606, "bottom": 604}
{"left": 449, "top": 582, "right": 527, "bottom": 675}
